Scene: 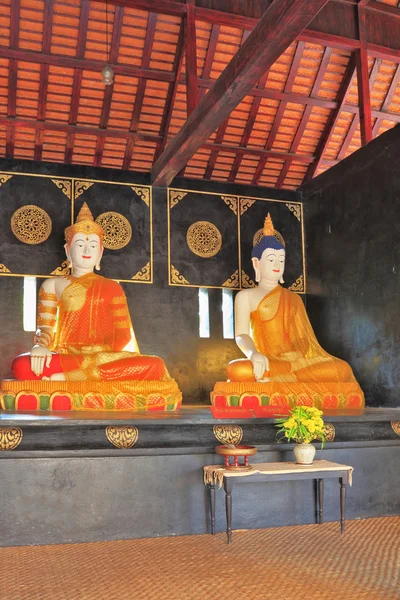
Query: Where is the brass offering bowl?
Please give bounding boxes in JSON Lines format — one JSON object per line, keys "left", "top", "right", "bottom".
{"left": 216, "top": 444, "right": 257, "bottom": 470}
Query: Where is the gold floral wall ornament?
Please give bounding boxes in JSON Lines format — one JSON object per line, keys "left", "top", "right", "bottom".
{"left": 391, "top": 421, "right": 400, "bottom": 437}
{"left": 169, "top": 191, "right": 187, "bottom": 209}
{"left": 52, "top": 179, "right": 72, "bottom": 200}
{"left": 289, "top": 275, "right": 304, "bottom": 293}
{"left": 222, "top": 269, "right": 240, "bottom": 288}
{"left": 95, "top": 212, "right": 132, "bottom": 250}
{"left": 0, "top": 174, "right": 13, "bottom": 186}
{"left": 105, "top": 426, "right": 139, "bottom": 449}
{"left": 221, "top": 195, "right": 238, "bottom": 215}
{"left": 11, "top": 205, "right": 52, "bottom": 245}
{"left": 239, "top": 198, "right": 256, "bottom": 215}
{"left": 0, "top": 264, "right": 11, "bottom": 273}
{"left": 132, "top": 262, "right": 151, "bottom": 281}
{"left": 74, "top": 180, "right": 94, "bottom": 199}
{"left": 241, "top": 270, "right": 255, "bottom": 288}
{"left": 213, "top": 425, "right": 243, "bottom": 446}
{"left": 286, "top": 203, "right": 301, "bottom": 221}
{"left": 324, "top": 423, "right": 336, "bottom": 442}
{"left": 51, "top": 260, "right": 71, "bottom": 276}
{"left": 170, "top": 264, "right": 189, "bottom": 285}
{"left": 132, "top": 186, "right": 150, "bottom": 207}
{"left": 0, "top": 426, "right": 23, "bottom": 451}
{"left": 186, "top": 221, "right": 222, "bottom": 258}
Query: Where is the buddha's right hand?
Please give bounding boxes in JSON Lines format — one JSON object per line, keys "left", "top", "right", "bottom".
{"left": 30, "top": 345, "right": 52, "bottom": 377}
{"left": 250, "top": 351, "right": 269, "bottom": 381}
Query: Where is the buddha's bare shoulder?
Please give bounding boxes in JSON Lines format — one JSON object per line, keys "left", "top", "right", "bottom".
{"left": 234, "top": 288, "right": 255, "bottom": 306}
{"left": 40, "top": 277, "right": 57, "bottom": 294}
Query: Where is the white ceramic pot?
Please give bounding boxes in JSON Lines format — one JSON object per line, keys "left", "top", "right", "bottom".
{"left": 293, "top": 443, "right": 316, "bottom": 465}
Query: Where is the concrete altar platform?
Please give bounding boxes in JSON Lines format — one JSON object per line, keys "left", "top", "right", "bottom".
{"left": 0, "top": 407, "right": 399, "bottom": 546}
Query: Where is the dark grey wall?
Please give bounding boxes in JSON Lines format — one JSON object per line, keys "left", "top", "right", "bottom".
{"left": 301, "top": 124, "right": 400, "bottom": 408}
{"left": 0, "top": 158, "right": 299, "bottom": 403}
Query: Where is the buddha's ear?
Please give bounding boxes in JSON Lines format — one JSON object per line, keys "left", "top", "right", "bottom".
{"left": 252, "top": 257, "right": 261, "bottom": 283}
{"left": 64, "top": 243, "right": 70, "bottom": 260}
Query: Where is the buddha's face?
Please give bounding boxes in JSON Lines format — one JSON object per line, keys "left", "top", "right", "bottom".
{"left": 252, "top": 247, "right": 285, "bottom": 283}
{"left": 66, "top": 233, "right": 103, "bottom": 272}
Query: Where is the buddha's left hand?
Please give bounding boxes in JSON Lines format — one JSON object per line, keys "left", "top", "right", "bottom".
{"left": 250, "top": 351, "right": 269, "bottom": 381}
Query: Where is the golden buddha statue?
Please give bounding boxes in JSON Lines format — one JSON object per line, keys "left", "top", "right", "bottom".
{"left": 2, "top": 203, "right": 181, "bottom": 411}
{"left": 212, "top": 214, "right": 364, "bottom": 411}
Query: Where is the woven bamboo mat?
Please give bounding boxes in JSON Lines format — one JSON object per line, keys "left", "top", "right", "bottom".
{"left": 1, "top": 517, "right": 399, "bottom": 600}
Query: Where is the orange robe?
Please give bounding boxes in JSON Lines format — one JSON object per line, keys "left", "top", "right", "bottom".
{"left": 228, "top": 285, "right": 359, "bottom": 386}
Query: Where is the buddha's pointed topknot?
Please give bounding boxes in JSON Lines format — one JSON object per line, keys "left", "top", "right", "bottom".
{"left": 76, "top": 202, "right": 94, "bottom": 224}
{"left": 263, "top": 213, "right": 275, "bottom": 237}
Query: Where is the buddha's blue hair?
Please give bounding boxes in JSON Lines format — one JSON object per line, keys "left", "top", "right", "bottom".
{"left": 251, "top": 235, "right": 285, "bottom": 260}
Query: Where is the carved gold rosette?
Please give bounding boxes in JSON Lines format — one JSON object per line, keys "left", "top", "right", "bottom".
{"left": 186, "top": 221, "right": 222, "bottom": 258}
{"left": 0, "top": 426, "right": 23, "bottom": 451}
{"left": 11, "top": 205, "right": 52, "bottom": 245}
{"left": 324, "top": 423, "right": 336, "bottom": 443}
{"left": 95, "top": 212, "right": 132, "bottom": 250}
{"left": 213, "top": 425, "right": 243, "bottom": 446}
{"left": 105, "top": 426, "right": 139, "bottom": 449}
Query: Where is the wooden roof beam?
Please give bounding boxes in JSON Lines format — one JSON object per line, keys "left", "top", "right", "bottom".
{"left": 151, "top": 0, "right": 330, "bottom": 187}
{"left": 6, "top": 0, "right": 20, "bottom": 159}
{"left": 35, "top": 0, "right": 54, "bottom": 161}
{"left": 356, "top": 4, "right": 372, "bottom": 146}
{"left": 185, "top": 1, "right": 199, "bottom": 117}
{"left": 252, "top": 40, "right": 305, "bottom": 186}
{"left": 64, "top": 0, "right": 90, "bottom": 164}
{"left": 94, "top": 4, "right": 124, "bottom": 167}
{"left": 304, "top": 54, "right": 357, "bottom": 181}
{"left": 337, "top": 57, "right": 381, "bottom": 161}
{"left": 122, "top": 12, "right": 158, "bottom": 170}
{"left": 276, "top": 46, "right": 333, "bottom": 188}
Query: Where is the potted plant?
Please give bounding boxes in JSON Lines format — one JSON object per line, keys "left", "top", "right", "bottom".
{"left": 275, "top": 406, "right": 326, "bottom": 465}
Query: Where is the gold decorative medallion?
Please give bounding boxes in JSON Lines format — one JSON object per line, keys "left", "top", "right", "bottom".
{"left": 324, "top": 423, "right": 336, "bottom": 443}
{"left": 11, "top": 205, "right": 52, "bottom": 245}
{"left": 170, "top": 191, "right": 187, "bottom": 209}
{"left": 52, "top": 179, "right": 72, "bottom": 200}
{"left": 391, "top": 421, "right": 400, "bottom": 437}
{"left": 222, "top": 269, "right": 240, "bottom": 288}
{"left": 0, "top": 174, "right": 12, "bottom": 186}
{"left": 241, "top": 270, "right": 255, "bottom": 288}
{"left": 0, "top": 426, "right": 23, "bottom": 451}
{"left": 170, "top": 264, "right": 189, "bottom": 285}
{"left": 221, "top": 195, "right": 238, "bottom": 215}
{"left": 74, "top": 181, "right": 94, "bottom": 199}
{"left": 132, "top": 186, "right": 150, "bottom": 207}
{"left": 289, "top": 275, "right": 304, "bottom": 293}
{"left": 132, "top": 261, "right": 151, "bottom": 281}
{"left": 239, "top": 198, "right": 256, "bottom": 215}
{"left": 186, "top": 221, "right": 222, "bottom": 258}
{"left": 0, "top": 264, "right": 11, "bottom": 273}
{"left": 213, "top": 425, "right": 243, "bottom": 446}
{"left": 50, "top": 260, "right": 71, "bottom": 276}
{"left": 95, "top": 212, "right": 132, "bottom": 250}
{"left": 286, "top": 203, "right": 301, "bottom": 221}
{"left": 105, "top": 426, "right": 139, "bottom": 449}
{"left": 252, "top": 228, "right": 285, "bottom": 248}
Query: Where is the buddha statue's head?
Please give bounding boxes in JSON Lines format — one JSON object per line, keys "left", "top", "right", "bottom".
{"left": 251, "top": 213, "right": 285, "bottom": 284}
{"left": 64, "top": 203, "right": 104, "bottom": 272}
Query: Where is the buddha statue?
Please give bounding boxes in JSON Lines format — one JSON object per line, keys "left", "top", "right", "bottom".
{"left": 212, "top": 214, "right": 364, "bottom": 411}
{"left": 2, "top": 203, "right": 182, "bottom": 411}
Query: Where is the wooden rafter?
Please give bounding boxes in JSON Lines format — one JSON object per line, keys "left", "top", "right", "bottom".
{"left": 152, "top": 0, "right": 330, "bottom": 187}
{"left": 185, "top": 1, "right": 199, "bottom": 117}
{"left": 64, "top": 0, "right": 90, "bottom": 164}
{"left": 154, "top": 21, "right": 185, "bottom": 161}
{"left": 356, "top": 4, "right": 373, "bottom": 145}
{"left": 304, "top": 54, "right": 357, "bottom": 181}
{"left": 337, "top": 57, "right": 381, "bottom": 161}
{"left": 35, "top": 0, "right": 54, "bottom": 161}
{"left": 372, "top": 64, "right": 400, "bottom": 137}
{"left": 252, "top": 41, "right": 305, "bottom": 186}
{"left": 276, "top": 46, "right": 333, "bottom": 188}
{"left": 6, "top": 0, "right": 20, "bottom": 158}
{"left": 122, "top": 12, "right": 158, "bottom": 170}
{"left": 94, "top": 5, "right": 124, "bottom": 167}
